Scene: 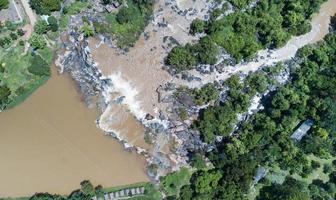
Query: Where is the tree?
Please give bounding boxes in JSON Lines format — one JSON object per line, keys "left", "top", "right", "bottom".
{"left": 321, "top": 98, "right": 336, "bottom": 133}
{"left": 311, "top": 160, "right": 321, "bottom": 169}
{"left": 246, "top": 71, "right": 268, "bottom": 93}
{"left": 0, "top": 0, "right": 9, "bottom": 10}
{"left": 192, "top": 83, "right": 219, "bottom": 105}
{"left": 116, "top": 6, "right": 134, "bottom": 24}
{"left": 189, "top": 153, "right": 206, "bottom": 169}
{"left": 34, "top": 20, "right": 49, "bottom": 34}
{"left": 28, "top": 55, "right": 50, "bottom": 76}
{"left": 197, "top": 103, "right": 237, "bottom": 142}
{"left": 166, "top": 46, "right": 196, "bottom": 72}
{"left": 179, "top": 185, "right": 193, "bottom": 200}
{"left": 0, "top": 85, "right": 10, "bottom": 108}
{"left": 29, "top": 33, "right": 46, "bottom": 49}
{"left": 94, "top": 185, "right": 104, "bottom": 198}
{"left": 193, "top": 170, "right": 222, "bottom": 194}
{"left": 195, "top": 37, "right": 219, "bottom": 65}
{"left": 67, "top": 190, "right": 91, "bottom": 200}
{"left": 17, "top": 28, "right": 25, "bottom": 36}
{"left": 48, "top": 16, "right": 59, "bottom": 32}
{"left": 29, "top": 193, "right": 64, "bottom": 200}
{"left": 190, "top": 19, "right": 205, "bottom": 35}
{"left": 29, "top": 0, "right": 62, "bottom": 15}
{"left": 160, "top": 168, "right": 191, "bottom": 196}
{"left": 227, "top": 0, "right": 252, "bottom": 9}
{"left": 80, "top": 180, "right": 95, "bottom": 197}
{"left": 330, "top": 14, "right": 336, "bottom": 32}
{"left": 257, "top": 176, "right": 310, "bottom": 200}
{"left": 10, "top": 32, "right": 17, "bottom": 40}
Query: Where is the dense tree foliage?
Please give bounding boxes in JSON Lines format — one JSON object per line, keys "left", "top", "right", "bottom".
{"left": 94, "top": 0, "right": 154, "bottom": 47}
{"left": 29, "top": 0, "right": 62, "bottom": 15}
{"left": 28, "top": 54, "right": 50, "bottom": 76}
{"left": 190, "top": 19, "right": 205, "bottom": 35}
{"left": 160, "top": 168, "right": 191, "bottom": 197}
{"left": 195, "top": 71, "right": 270, "bottom": 142}
{"left": 166, "top": 37, "right": 218, "bottom": 72}
{"left": 167, "top": 0, "right": 326, "bottom": 72}
{"left": 227, "top": 0, "right": 252, "bottom": 9}
{"left": 29, "top": 33, "right": 47, "bottom": 49}
{"left": 48, "top": 16, "right": 59, "bottom": 32}
{"left": 191, "top": 83, "right": 219, "bottom": 105}
{"left": 0, "top": 0, "right": 9, "bottom": 10}
{"left": 30, "top": 193, "right": 64, "bottom": 200}
{"left": 28, "top": 180, "right": 120, "bottom": 200}
{"left": 331, "top": 14, "right": 336, "bottom": 32}
{"left": 0, "top": 85, "right": 10, "bottom": 108}
{"left": 166, "top": 45, "right": 196, "bottom": 72}
{"left": 180, "top": 30, "right": 336, "bottom": 200}
{"left": 34, "top": 20, "right": 49, "bottom": 35}
{"left": 258, "top": 176, "right": 310, "bottom": 200}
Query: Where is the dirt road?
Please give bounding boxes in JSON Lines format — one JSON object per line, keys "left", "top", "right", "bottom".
{"left": 20, "top": 0, "right": 36, "bottom": 38}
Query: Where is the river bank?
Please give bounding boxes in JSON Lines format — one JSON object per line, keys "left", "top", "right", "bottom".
{"left": 0, "top": 66, "right": 148, "bottom": 197}
{"left": 175, "top": 0, "right": 336, "bottom": 87}
{"left": 54, "top": 0, "right": 336, "bottom": 179}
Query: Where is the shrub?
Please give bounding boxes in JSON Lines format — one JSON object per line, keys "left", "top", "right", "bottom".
{"left": 116, "top": 6, "right": 135, "bottom": 24}
{"left": 0, "top": 0, "right": 9, "bottom": 10}
{"left": 29, "top": 0, "right": 62, "bottom": 15}
{"left": 160, "top": 168, "right": 191, "bottom": 196}
{"left": 190, "top": 19, "right": 205, "bottom": 35}
{"left": 9, "top": 32, "right": 17, "bottom": 40}
{"left": 28, "top": 55, "right": 50, "bottom": 76}
{"left": 48, "top": 16, "right": 59, "bottom": 32}
{"left": 29, "top": 33, "right": 46, "bottom": 49}
{"left": 166, "top": 46, "right": 196, "bottom": 72}
{"left": 0, "top": 85, "right": 10, "bottom": 107}
{"left": 34, "top": 20, "right": 49, "bottom": 34}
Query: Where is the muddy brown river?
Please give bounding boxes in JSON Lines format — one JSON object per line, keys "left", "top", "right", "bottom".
{"left": 0, "top": 0, "right": 335, "bottom": 197}
{"left": 0, "top": 68, "right": 147, "bottom": 197}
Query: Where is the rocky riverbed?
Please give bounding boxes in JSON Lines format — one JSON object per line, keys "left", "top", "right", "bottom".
{"left": 55, "top": 0, "right": 336, "bottom": 180}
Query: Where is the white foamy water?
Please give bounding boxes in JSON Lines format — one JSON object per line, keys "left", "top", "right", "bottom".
{"left": 107, "top": 72, "right": 147, "bottom": 120}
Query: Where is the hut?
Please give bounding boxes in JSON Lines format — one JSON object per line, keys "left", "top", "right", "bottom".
{"left": 131, "top": 188, "right": 136, "bottom": 195}
{"left": 290, "top": 119, "right": 314, "bottom": 141}
{"left": 104, "top": 194, "right": 109, "bottom": 200}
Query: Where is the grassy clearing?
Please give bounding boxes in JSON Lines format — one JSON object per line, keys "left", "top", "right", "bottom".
{"left": 64, "top": 1, "right": 90, "bottom": 15}
{"left": 0, "top": 44, "right": 52, "bottom": 110}
{"left": 59, "top": 1, "right": 91, "bottom": 30}
{"left": 249, "top": 155, "right": 335, "bottom": 199}
{"left": 160, "top": 168, "right": 192, "bottom": 197}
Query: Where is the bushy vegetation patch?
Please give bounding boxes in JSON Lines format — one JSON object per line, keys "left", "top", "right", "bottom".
{"left": 179, "top": 31, "right": 336, "bottom": 199}
{"left": 0, "top": 0, "right": 9, "bottom": 10}
{"left": 0, "top": 43, "right": 52, "bottom": 110}
{"left": 167, "top": 0, "right": 326, "bottom": 72}
{"left": 94, "top": 0, "right": 154, "bottom": 48}
{"left": 29, "top": 0, "right": 63, "bottom": 15}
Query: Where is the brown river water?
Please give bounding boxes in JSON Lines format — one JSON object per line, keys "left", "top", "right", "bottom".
{"left": 0, "top": 67, "right": 147, "bottom": 197}
{"left": 0, "top": 0, "right": 335, "bottom": 197}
